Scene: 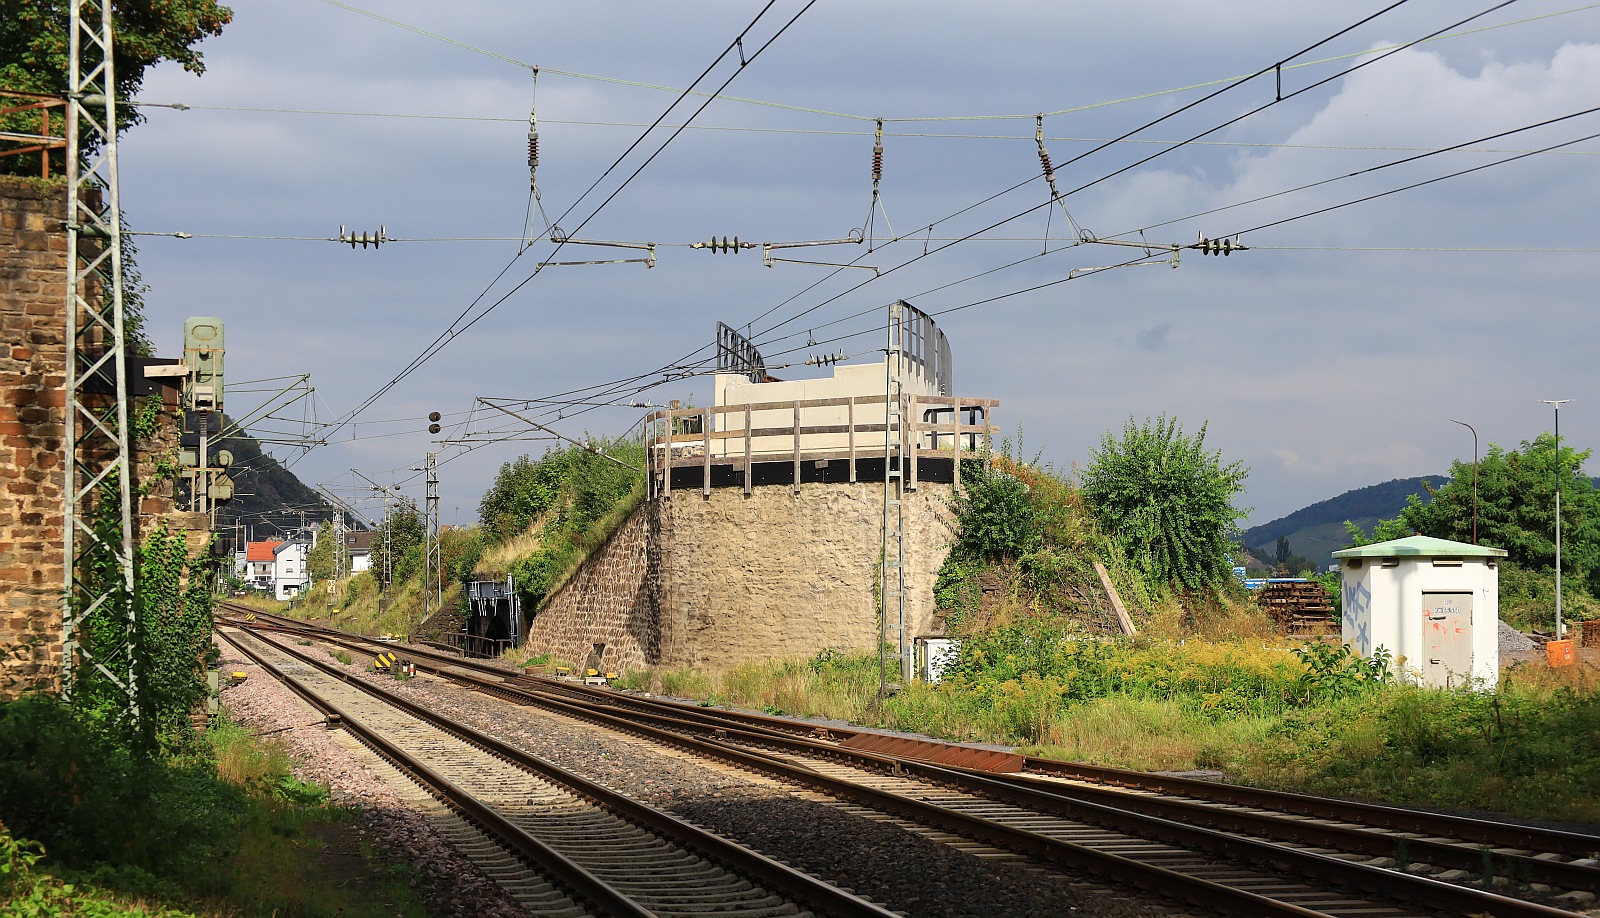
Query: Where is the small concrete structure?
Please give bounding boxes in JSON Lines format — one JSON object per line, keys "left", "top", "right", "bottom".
{"left": 1332, "top": 535, "right": 1506, "bottom": 690}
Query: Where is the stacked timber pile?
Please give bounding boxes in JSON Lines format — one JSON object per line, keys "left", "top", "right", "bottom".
{"left": 1257, "top": 581, "right": 1337, "bottom": 639}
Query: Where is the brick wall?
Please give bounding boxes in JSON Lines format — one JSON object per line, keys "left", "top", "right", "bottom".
{"left": 0, "top": 177, "right": 69, "bottom": 697}
{"left": 525, "top": 481, "right": 956, "bottom": 672}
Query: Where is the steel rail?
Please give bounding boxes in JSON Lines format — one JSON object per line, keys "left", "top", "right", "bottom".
{"left": 222, "top": 629, "right": 653, "bottom": 918}
{"left": 488, "top": 680, "right": 1585, "bottom": 918}
{"left": 222, "top": 626, "right": 900, "bottom": 918}
{"left": 1020, "top": 757, "right": 1600, "bottom": 861}
{"left": 220, "top": 610, "right": 1597, "bottom": 911}
{"left": 225, "top": 616, "right": 1327, "bottom": 915}
{"left": 518, "top": 670, "right": 1600, "bottom": 861}
{"left": 223, "top": 608, "right": 1600, "bottom": 863}
{"left": 508, "top": 677, "right": 1600, "bottom": 894}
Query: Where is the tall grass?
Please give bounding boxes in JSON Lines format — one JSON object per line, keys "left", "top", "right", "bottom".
{"left": 0, "top": 699, "right": 426, "bottom": 916}
{"left": 619, "top": 649, "right": 880, "bottom": 721}
{"left": 618, "top": 638, "right": 1600, "bottom": 823}
{"left": 1226, "top": 660, "right": 1600, "bottom": 821}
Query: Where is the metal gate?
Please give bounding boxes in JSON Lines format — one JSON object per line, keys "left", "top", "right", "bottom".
{"left": 1421, "top": 591, "right": 1473, "bottom": 688}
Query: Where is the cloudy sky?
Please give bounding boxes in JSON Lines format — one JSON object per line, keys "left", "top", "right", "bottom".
{"left": 119, "top": 0, "right": 1600, "bottom": 530}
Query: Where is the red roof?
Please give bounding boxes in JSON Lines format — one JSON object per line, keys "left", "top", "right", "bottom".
{"left": 245, "top": 540, "right": 283, "bottom": 562}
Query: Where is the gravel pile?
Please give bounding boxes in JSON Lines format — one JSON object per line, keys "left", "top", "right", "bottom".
{"left": 216, "top": 638, "right": 531, "bottom": 918}
{"left": 1499, "top": 620, "right": 1539, "bottom": 652}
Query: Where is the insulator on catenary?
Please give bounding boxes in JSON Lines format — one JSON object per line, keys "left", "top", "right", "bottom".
{"left": 1195, "top": 233, "right": 1247, "bottom": 256}
{"left": 527, "top": 67, "right": 541, "bottom": 190}
{"left": 692, "top": 235, "right": 743, "bottom": 253}
{"left": 339, "top": 224, "right": 387, "bottom": 250}
{"left": 872, "top": 117, "right": 884, "bottom": 185}
{"left": 1035, "top": 114, "right": 1056, "bottom": 181}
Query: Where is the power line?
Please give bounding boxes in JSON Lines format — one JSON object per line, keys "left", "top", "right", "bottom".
{"left": 325, "top": 1, "right": 817, "bottom": 440}
{"left": 1093, "top": 103, "right": 1600, "bottom": 243}
{"left": 510, "top": 81, "right": 1600, "bottom": 427}
{"left": 733, "top": 0, "right": 1523, "bottom": 355}
{"left": 306, "top": 0, "right": 1593, "bottom": 124}
{"left": 241, "top": 0, "right": 1573, "bottom": 478}
{"left": 1229, "top": 126, "right": 1600, "bottom": 238}
{"left": 134, "top": 103, "right": 1600, "bottom": 157}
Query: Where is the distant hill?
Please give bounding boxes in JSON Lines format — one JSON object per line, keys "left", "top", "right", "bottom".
{"left": 1241, "top": 476, "right": 1447, "bottom": 566}
{"left": 212, "top": 422, "right": 337, "bottom": 545}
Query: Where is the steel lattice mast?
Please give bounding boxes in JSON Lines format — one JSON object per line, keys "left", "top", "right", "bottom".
{"left": 880, "top": 300, "right": 910, "bottom": 696}
{"left": 61, "top": 0, "right": 138, "bottom": 717}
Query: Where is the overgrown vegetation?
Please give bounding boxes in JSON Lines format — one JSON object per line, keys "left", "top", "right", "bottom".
{"left": 72, "top": 399, "right": 216, "bottom": 744}
{"left": 933, "top": 425, "right": 1256, "bottom": 638}
{"left": 615, "top": 421, "right": 1598, "bottom": 824}
{"left": 1081, "top": 415, "right": 1250, "bottom": 594}
{"left": 479, "top": 438, "right": 646, "bottom": 611}
{"left": 0, "top": 701, "right": 428, "bottom": 916}
{"left": 623, "top": 633, "right": 1600, "bottom": 822}
{"left": 0, "top": 378, "right": 427, "bottom": 914}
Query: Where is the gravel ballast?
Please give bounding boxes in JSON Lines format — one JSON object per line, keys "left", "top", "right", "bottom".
{"left": 221, "top": 631, "right": 1173, "bottom": 917}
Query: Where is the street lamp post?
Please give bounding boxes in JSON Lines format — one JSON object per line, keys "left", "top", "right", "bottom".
{"left": 1449, "top": 418, "right": 1479, "bottom": 544}
{"left": 1538, "top": 399, "right": 1572, "bottom": 639}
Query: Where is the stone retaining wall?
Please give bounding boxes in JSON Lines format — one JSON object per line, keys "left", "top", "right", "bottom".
{"left": 525, "top": 481, "right": 956, "bottom": 672}
{"left": 523, "top": 505, "right": 658, "bottom": 673}
{"left": 654, "top": 482, "right": 955, "bottom": 667}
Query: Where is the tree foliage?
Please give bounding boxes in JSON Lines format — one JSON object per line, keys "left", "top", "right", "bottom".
{"left": 475, "top": 439, "right": 645, "bottom": 606}
{"left": 371, "top": 502, "right": 424, "bottom": 586}
{"left": 1352, "top": 434, "right": 1600, "bottom": 596}
{"left": 305, "top": 520, "right": 334, "bottom": 582}
{"left": 0, "top": 0, "right": 232, "bottom": 173}
{"left": 1080, "top": 415, "right": 1249, "bottom": 592}
{"left": 949, "top": 462, "right": 1039, "bottom": 562}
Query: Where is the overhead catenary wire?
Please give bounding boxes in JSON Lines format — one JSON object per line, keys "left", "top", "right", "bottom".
{"left": 324, "top": 1, "right": 817, "bottom": 441}
{"left": 133, "top": 100, "right": 1600, "bottom": 157}
{"left": 306, "top": 0, "right": 1592, "bottom": 124}
{"left": 503, "top": 77, "right": 1600, "bottom": 428}
{"left": 219, "top": 0, "right": 1580, "bottom": 486}
{"left": 733, "top": 0, "right": 1524, "bottom": 357}
{"left": 1094, "top": 102, "right": 1600, "bottom": 243}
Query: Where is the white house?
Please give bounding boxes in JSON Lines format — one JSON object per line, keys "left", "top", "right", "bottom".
{"left": 344, "top": 530, "right": 373, "bottom": 574}
{"left": 1332, "top": 535, "right": 1505, "bottom": 690}
{"left": 273, "top": 534, "right": 314, "bottom": 601}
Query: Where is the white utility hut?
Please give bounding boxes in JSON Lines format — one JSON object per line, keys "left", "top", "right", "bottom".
{"left": 1331, "top": 535, "right": 1506, "bottom": 690}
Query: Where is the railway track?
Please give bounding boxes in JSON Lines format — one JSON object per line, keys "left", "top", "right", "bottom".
{"left": 218, "top": 625, "right": 897, "bottom": 918}
{"left": 219, "top": 607, "right": 1599, "bottom": 916}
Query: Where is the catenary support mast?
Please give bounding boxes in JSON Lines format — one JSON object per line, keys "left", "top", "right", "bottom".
{"left": 61, "top": 0, "right": 138, "bottom": 717}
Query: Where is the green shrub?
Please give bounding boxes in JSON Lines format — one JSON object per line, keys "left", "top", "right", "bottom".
{"left": 0, "top": 697, "right": 248, "bottom": 884}
{"left": 1292, "top": 641, "right": 1392, "bottom": 702}
{"left": 950, "top": 463, "right": 1039, "bottom": 562}
{"left": 1080, "top": 415, "right": 1249, "bottom": 593}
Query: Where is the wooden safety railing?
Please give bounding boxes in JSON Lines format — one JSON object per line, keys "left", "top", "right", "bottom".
{"left": 0, "top": 91, "right": 68, "bottom": 179}
{"left": 645, "top": 393, "right": 999, "bottom": 498}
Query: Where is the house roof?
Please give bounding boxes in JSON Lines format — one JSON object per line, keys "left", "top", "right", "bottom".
{"left": 1331, "top": 535, "right": 1507, "bottom": 559}
{"left": 344, "top": 530, "right": 373, "bottom": 552}
{"left": 245, "top": 541, "right": 283, "bottom": 562}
